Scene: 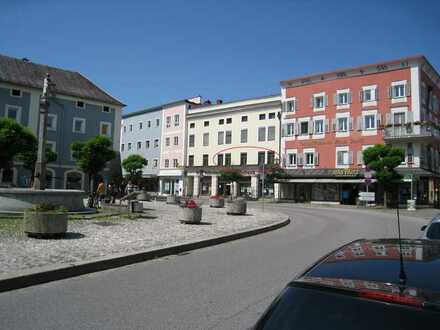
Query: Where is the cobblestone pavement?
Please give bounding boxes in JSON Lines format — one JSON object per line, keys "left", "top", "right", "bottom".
{"left": 0, "top": 202, "right": 287, "bottom": 275}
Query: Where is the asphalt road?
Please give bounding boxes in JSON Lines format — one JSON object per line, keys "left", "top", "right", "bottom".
{"left": 0, "top": 204, "right": 429, "bottom": 330}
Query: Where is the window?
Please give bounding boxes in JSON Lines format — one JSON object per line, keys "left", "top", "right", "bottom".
{"left": 240, "top": 153, "right": 247, "bottom": 166}
{"left": 103, "top": 106, "right": 110, "bottom": 113}
{"left": 128, "top": 143, "right": 132, "bottom": 151}
{"left": 393, "top": 112, "right": 406, "bottom": 125}
{"left": 76, "top": 100, "right": 85, "bottom": 109}
{"left": 145, "top": 159, "right": 149, "bottom": 167}
{"left": 226, "top": 118, "right": 232, "bottom": 124}
{"left": 240, "top": 129, "right": 248, "bottom": 143}
{"left": 46, "top": 141, "right": 56, "bottom": 153}
{"left": 268, "top": 112, "right": 276, "bottom": 119}
{"left": 203, "top": 133, "right": 209, "bottom": 146}
{"left": 189, "top": 122, "right": 195, "bottom": 128}
{"left": 173, "top": 159, "right": 178, "bottom": 167}
{"left": 337, "top": 150, "right": 348, "bottom": 166}
{"left": 188, "top": 155, "right": 194, "bottom": 166}
{"left": 364, "top": 114, "right": 376, "bottom": 130}
{"left": 285, "top": 99, "right": 296, "bottom": 112}
{"left": 11, "top": 89, "right": 22, "bottom": 97}
{"left": 218, "top": 131, "right": 224, "bottom": 145}
{"left": 305, "top": 152, "right": 314, "bottom": 166}
{"left": 147, "top": 120, "right": 151, "bottom": 128}
{"left": 288, "top": 153, "right": 297, "bottom": 166}
{"left": 137, "top": 141, "right": 142, "bottom": 150}
{"left": 336, "top": 92, "right": 349, "bottom": 105}
{"left": 217, "top": 154, "right": 224, "bottom": 166}
{"left": 5, "top": 105, "right": 21, "bottom": 122}
{"left": 258, "top": 151, "right": 265, "bottom": 165}
{"left": 100, "top": 122, "right": 112, "bottom": 137}
{"left": 156, "top": 119, "right": 160, "bottom": 127}
{"left": 166, "top": 116, "right": 171, "bottom": 127}
{"left": 241, "top": 116, "right": 248, "bottom": 122}
{"left": 165, "top": 137, "right": 170, "bottom": 146}
{"left": 73, "top": 118, "right": 86, "bottom": 133}
{"left": 219, "top": 119, "right": 224, "bottom": 125}
{"left": 392, "top": 84, "right": 406, "bottom": 98}
{"left": 267, "top": 126, "right": 276, "bottom": 141}
{"left": 300, "top": 121, "right": 309, "bottom": 135}
{"left": 258, "top": 127, "right": 266, "bottom": 141}
{"left": 259, "top": 114, "right": 266, "bottom": 120}
{"left": 189, "top": 135, "right": 195, "bottom": 147}
{"left": 153, "top": 159, "right": 158, "bottom": 167}
{"left": 47, "top": 113, "right": 57, "bottom": 131}
{"left": 267, "top": 151, "right": 275, "bottom": 165}
{"left": 337, "top": 117, "right": 348, "bottom": 132}
{"left": 123, "top": 126, "right": 126, "bottom": 133}
{"left": 314, "top": 119, "right": 324, "bottom": 134}
{"left": 139, "top": 122, "right": 143, "bottom": 130}
{"left": 225, "top": 131, "right": 232, "bottom": 144}
{"left": 130, "top": 124, "right": 133, "bottom": 132}
{"left": 154, "top": 139, "right": 159, "bottom": 147}
{"left": 174, "top": 114, "right": 180, "bottom": 127}
{"left": 121, "top": 144, "right": 124, "bottom": 152}
{"left": 203, "top": 154, "right": 209, "bottom": 166}
{"left": 286, "top": 123, "right": 295, "bottom": 136}
{"left": 165, "top": 159, "right": 169, "bottom": 168}
{"left": 145, "top": 140, "right": 150, "bottom": 149}
{"left": 225, "top": 153, "right": 231, "bottom": 166}
{"left": 204, "top": 121, "right": 209, "bottom": 127}
{"left": 174, "top": 136, "right": 179, "bottom": 145}
{"left": 362, "top": 87, "right": 377, "bottom": 102}
{"left": 313, "top": 94, "right": 326, "bottom": 109}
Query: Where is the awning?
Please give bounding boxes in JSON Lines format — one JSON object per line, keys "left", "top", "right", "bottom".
{"left": 278, "top": 178, "right": 374, "bottom": 184}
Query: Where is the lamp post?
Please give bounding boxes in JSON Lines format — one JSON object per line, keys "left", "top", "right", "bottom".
{"left": 33, "top": 74, "right": 54, "bottom": 190}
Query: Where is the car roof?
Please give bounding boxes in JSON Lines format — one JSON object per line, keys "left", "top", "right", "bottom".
{"left": 295, "top": 239, "right": 440, "bottom": 295}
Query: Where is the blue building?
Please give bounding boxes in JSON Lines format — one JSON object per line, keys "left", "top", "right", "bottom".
{"left": 0, "top": 54, "right": 125, "bottom": 190}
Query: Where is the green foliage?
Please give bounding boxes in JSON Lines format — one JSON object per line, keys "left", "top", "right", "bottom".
{"left": 264, "top": 164, "right": 287, "bottom": 185}
{"left": 219, "top": 168, "right": 243, "bottom": 184}
{"left": 363, "top": 144, "right": 405, "bottom": 190}
{"left": 122, "top": 154, "right": 147, "bottom": 183}
{"left": 0, "top": 117, "right": 36, "bottom": 170}
{"left": 17, "top": 142, "right": 57, "bottom": 173}
{"left": 71, "top": 136, "right": 116, "bottom": 190}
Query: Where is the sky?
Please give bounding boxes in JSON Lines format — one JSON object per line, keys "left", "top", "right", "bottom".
{"left": 1, "top": 0, "right": 439, "bottom": 113}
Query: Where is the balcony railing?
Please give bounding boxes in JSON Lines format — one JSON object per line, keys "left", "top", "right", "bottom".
{"left": 384, "top": 123, "right": 440, "bottom": 141}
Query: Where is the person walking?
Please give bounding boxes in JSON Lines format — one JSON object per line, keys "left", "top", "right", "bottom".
{"left": 96, "top": 179, "right": 105, "bottom": 208}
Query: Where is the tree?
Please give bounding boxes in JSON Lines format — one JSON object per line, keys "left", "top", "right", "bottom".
{"left": 219, "top": 168, "right": 244, "bottom": 197}
{"left": 263, "top": 164, "right": 287, "bottom": 186}
{"left": 122, "top": 154, "right": 147, "bottom": 184}
{"left": 71, "top": 136, "right": 116, "bottom": 193}
{"left": 17, "top": 142, "right": 57, "bottom": 186}
{"left": 0, "top": 117, "right": 36, "bottom": 171}
{"left": 363, "top": 144, "right": 405, "bottom": 208}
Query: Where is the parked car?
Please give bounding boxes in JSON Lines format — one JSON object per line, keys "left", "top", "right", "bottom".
{"left": 420, "top": 214, "right": 440, "bottom": 240}
{"left": 253, "top": 239, "right": 440, "bottom": 330}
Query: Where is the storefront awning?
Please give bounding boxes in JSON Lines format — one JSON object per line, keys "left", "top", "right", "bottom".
{"left": 278, "top": 178, "right": 371, "bottom": 184}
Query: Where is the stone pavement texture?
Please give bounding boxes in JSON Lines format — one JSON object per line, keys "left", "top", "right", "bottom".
{"left": 0, "top": 201, "right": 287, "bottom": 275}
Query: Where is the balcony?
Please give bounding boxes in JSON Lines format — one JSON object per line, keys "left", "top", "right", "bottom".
{"left": 384, "top": 123, "right": 440, "bottom": 142}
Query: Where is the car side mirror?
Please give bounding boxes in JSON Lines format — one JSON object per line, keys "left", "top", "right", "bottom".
{"left": 421, "top": 225, "right": 427, "bottom": 231}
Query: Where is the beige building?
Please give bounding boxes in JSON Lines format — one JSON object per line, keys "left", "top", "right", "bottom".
{"left": 184, "top": 95, "right": 281, "bottom": 198}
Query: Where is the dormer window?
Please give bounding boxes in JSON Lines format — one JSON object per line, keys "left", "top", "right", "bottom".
{"left": 11, "top": 89, "right": 22, "bottom": 97}
{"left": 76, "top": 101, "right": 85, "bottom": 109}
{"left": 102, "top": 106, "right": 110, "bottom": 113}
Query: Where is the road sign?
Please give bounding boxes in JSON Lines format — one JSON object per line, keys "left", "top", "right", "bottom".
{"left": 359, "top": 192, "right": 375, "bottom": 201}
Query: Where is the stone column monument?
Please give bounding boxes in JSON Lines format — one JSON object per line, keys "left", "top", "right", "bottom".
{"left": 32, "top": 74, "right": 53, "bottom": 190}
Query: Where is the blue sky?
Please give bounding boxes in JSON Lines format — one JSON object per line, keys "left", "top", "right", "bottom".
{"left": 1, "top": 0, "right": 439, "bottom": 113}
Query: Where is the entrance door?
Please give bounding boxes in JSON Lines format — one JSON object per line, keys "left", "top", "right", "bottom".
{"left": 296, "top": 184, "right": 311, "bottom": 202}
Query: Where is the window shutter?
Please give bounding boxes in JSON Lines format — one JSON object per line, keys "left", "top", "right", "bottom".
{"left": 348, "top": 92, "right": 352, "bottom": 104}
{"left": 332, "top": 119, "right": 337, "bottom": 132}
{"left": 385, "top": 113, "right": 391, "bottom": 125}
{"left": 281, "top": 102, "right": 286, "bottom": 113}
{"left": 375, "top": 88, "right": 379, "bottom": 101}
{"left": 376, "top": 113, "right": 382, "bottom": 127}
{"left": 407, "top": 111, "right": 414, "bottom": 124}
{"left": 310, "top": 97, "right": 314, "bottom": 108}
{"left": 294, "top": 99, "right": 298, "bottom": 112}
{"left": 357, "top": 151, "right": 363, "bottom": 165}
{"left": 333, "top": 94, "right": 338, "bottom": 105}
{"left": 348, "top": 151, "right": 353, "bottom": 164}
{"left": 357, "top": 116, "right": 362, "bottom": 131}
{"left": 359, "top": 90, "right": 364, "bottom": 102}
{"left": 297, "top": 153, "right": 303, "bottom": 166}
{"left": 281, "top": 124, "right": 286, "bottom": 137}
{"left": 388, "top": 86, "right": 393, "bottom": 98}
{"left": 308, "top": 120, "right": 313, "bottom": 134}
{"left": 314, "top": 152, "right": 319, "bottom": 166}
{"left": 349, "top": 117, "right": 354, "bottom": 130}
{"left": 294, "top": 122, "right": 299, "bottom": 136}
{"left": 325, "top": 118, "right": 330, "bottom": 133}
{"left": 325, "top": 95, "right": 328, "bottom": 107}
{"left": 406, "top": 84, "right": 411, "bottom": 97}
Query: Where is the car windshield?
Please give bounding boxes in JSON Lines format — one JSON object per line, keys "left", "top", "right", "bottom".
{"left": 256, "top": 286, "right": 440, "bottom": 330}
{"left": 427, "top": 223, "right": 440, "bottom": 239}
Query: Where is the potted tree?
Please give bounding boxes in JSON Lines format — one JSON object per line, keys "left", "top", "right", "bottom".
{"left": 209, "top": 194, "right": 225, "bottom": 208}
{"left": 220, "top": 169, "right": 247, "bottom": 215}
{"left": 24, "top": 203, "right": 68, "bottom": 238}
{"left": 181, "top": 199, "right": 202, "bottom": 224}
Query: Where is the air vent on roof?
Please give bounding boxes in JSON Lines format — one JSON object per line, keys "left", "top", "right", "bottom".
{"left": 204, "top": 100, "right": 212, "bottom": 105}
{"left": 216, "top": 99, "right": 223, "bottom": 104}
{"left": 22, "top": 58, "right": 30, "bottom": 63}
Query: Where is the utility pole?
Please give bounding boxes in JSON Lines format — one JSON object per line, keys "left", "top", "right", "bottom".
{"left": 33, "top": 74, "right": 53, "bottom": 190}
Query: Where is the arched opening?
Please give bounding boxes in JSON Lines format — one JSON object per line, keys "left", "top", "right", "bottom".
{"left": 46, "top": 168, "right": 56, "bottom": 189}
{"left": 65, "top": 171, "right": 83, "bottom": 190}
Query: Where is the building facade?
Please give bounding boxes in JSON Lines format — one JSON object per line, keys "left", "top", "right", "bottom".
{"left": 0, "top": 54, "right": 124, "bottom": 190}
{"left": 278, "top": 55, "right": 440, "bottom": 206}
{"left": 120, "top": 106, "right": 163, "bottom": 190}
{"left": 184, "top": 95, "right": 281, "bottom": 198}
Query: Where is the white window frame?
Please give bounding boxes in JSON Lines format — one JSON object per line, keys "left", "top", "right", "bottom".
{"left": 298, "top": 117, "right": 310, "bottom": 140}
{"left": 284, "top": 97, "right": 296, "bottom": 113}
{"left": 336, "top": 146, "right": 350, "bottom": 168}
{"left": 335, "top": 112, "right": 350, "bottom": 138}
{"left": 313, "top": 92, "right": 326, "bottom": 112}
{"left": 173, "top": 159, "right": 178, "bottom": 168}
{"left": 165, "top": 137, "right": 170, "bottom": 147}
{"left": 76, "top": 100, "right": 85, "bottom": 109}
{"left": 362, "top": 110, "right": 378, "bottom": 136}
{"left": 336, "top": 89, "right": 350, "bottom": 110}
{"left": 286, "top": 149, "right": 298, "bottom": 168}
{"left": 166, "top": 116, "right": 171, "bottom": 128}
{"left": 10, "top": 88, "right": 22, "bottom": 98}
{"left": 154, "top": 139, "right": 159, "bottom": 148}
{"left": 312, "top": 115, "right": 325, "bottom": 139}
{"left": 100, "top": 121, "right": 112, "bottom": 137}
{"left": 391, "top": 107, "right": 408, "bottom": 125}
{"left": 174, "top": 136, "right": 179, "bottom": 146}
{"left": 153, "top": 159, "right": 158, "bottom": 168}
{"left": 5, "top": 105, "right": 22, "bottom": 123}
{"left": 362, "top": 85, "right": 377, "bottom": 107}
{"left": 137, "top": 141, "right": 142, "bottom": 150}
{"left": 303, "top": 148, "right": 315, "bottom": 168}
{"left": 47, "top": 113, "right": 57, "bottom": 131}
{"left": 174, "top": 114, "right": 180, "bottom": 127}
{"left": 46, "top": 141, "right": 56, "bottom": 153}
{"left": 72, "top": 117, "right": 86, "bottom": 134}
{"left": 391, "top": 80, "right": 408, "bottom": 103}
{"left": 128, "top": 143, "right": 132, "bottom": 151}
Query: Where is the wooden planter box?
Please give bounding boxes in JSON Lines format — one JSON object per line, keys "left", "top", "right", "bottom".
{"left": 181, "top": 207, "right": 202, "bottom": 224}
{"left": 24, "top": 211, "right": 68, "bottom": 238}
{"left": 226, "top": 198, "right": 247, "bottom": 215}
{"left": 166, "top": 195, "right": 178, "bottom": 204}
{"left": 209, "top": 198, "right": 225, "bottom": 208}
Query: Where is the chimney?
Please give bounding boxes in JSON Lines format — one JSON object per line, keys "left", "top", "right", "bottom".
{"left": 216, "top": 99, "right": 223, "bottom": 104}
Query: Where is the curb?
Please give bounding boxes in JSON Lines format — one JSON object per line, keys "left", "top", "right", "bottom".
{"left": 0, "top": 217, "right": 290, "bottom": 293}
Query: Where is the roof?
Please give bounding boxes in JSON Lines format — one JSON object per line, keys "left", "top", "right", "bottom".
{"left": 122, "top": 98, "right": 196, "bottom": 119}
{"left": 281, "top": 55, "right": 426, "bottom": 87}
{"left": 299, "top": 239, "right": 440, "bottom": 294}
{"left": 0, "top": 53, "right": 125, "bottom": 107}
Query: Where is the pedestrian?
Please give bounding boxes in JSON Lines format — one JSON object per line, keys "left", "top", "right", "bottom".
{"left": 126, "top": 181, "right": 134, "bottom": 195}
{"left": 96, "top": 179, "right": 105, "bottom": 208}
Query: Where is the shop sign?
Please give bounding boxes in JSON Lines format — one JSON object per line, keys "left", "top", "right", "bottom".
{"left": 359, "top": 192, "right": 375, "bottom": 201}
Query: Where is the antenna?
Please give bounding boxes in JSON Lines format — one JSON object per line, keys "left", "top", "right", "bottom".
{"left": 396, "top": 183, "right": 407, "bottom": 290}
